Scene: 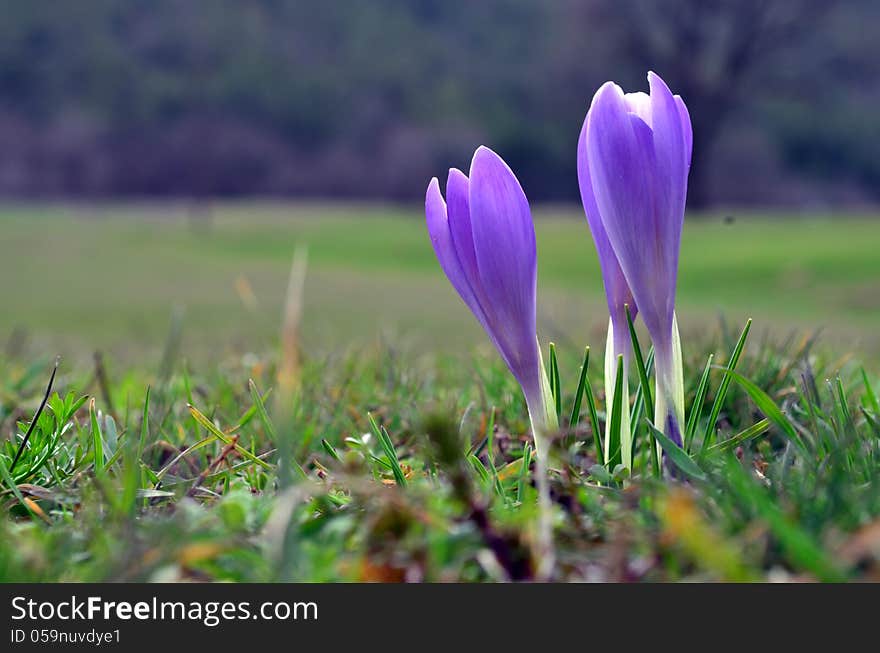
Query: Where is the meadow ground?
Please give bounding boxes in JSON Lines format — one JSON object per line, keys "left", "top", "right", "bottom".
{"left": 1, "top": 204, "right": 879, "bottom": 582}
{"left": 1, "top": 203, "right": 878, "bottom": 363}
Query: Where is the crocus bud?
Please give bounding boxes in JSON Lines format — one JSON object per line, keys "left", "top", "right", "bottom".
{"left": 425, "top": 146, "right": 557, "bottom": 442}
{"left": 580, "top": 72, "right": 692, "bottom": 450}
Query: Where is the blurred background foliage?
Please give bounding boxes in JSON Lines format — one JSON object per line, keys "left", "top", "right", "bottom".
{"left": 0, "top": 0, "right": 877, "bottom": 207}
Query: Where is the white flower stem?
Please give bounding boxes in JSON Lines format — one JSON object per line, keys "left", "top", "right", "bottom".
{"left": 527, "top": 342, "right": 558, "bottom": 581}
{"left": 604, "top": 317, "right": 632, "bottom": 471}
{"left": 529, "top": 415, "right": 555, "bottom": 582}
{"left": 654, "top": 314, "right": 686, "bottom": 461}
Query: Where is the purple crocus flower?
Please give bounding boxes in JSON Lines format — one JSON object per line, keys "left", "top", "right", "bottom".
{"left": 579, "top": 72, "right": 692, "bottom": 447}
{"left": 425, "top": 146, "right": 555, "bottom": 435}
{"left": 426, "top": 146, "right": 557, "bottom": 575}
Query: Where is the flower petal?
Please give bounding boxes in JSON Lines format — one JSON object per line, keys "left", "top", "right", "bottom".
{"left": 674, "top": 95, "right": 693, "bottom": 169}
{"left": 468, "top": 146, "right": 540, "bottom": 391}
{"left": 648, "top": 72, "right": 687, "bottom": 329}
{"left": 624, "top": 91, "right": 652, "bottom": 127}
{"left": 577, "top": 113, "right": 637, "bottom": 330}
{"left": 425, "top": 177, "right": 490, "bottom": 330}
{"left": 648, "top": 71, "right": 687, "bottom": 259}
{"left": 445, "top": 168, "right": 483, "bottom": 303}
{"left": 586, "top": 82, "right": 654, "bottom": 253}
{"left": 587, "top": 82, "right": 674, "bottom": 340}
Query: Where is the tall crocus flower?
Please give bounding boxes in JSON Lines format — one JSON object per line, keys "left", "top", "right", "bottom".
{"left": 578, "top": 121, "right": 638, "bottom": 471}
{"left": 580, "top": 72, "right": 692, "bottom": 451}
{"left": 426, "top": 146, "right": 556, "bottom": 575}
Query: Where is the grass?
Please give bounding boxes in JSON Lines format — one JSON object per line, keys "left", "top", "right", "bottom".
{"left": 1, "top": 318, "right": 878, "bottom": 581}
{"left": 1, "top": 203, "right": 879, "bottom": 582}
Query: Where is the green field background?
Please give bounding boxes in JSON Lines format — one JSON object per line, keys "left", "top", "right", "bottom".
{"left": 1, "top": 204, "right": 878, "bottom": 363}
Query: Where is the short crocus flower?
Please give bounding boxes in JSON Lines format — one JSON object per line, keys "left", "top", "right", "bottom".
{"left": 425, "top": 146, "right": 557, "bottom": 442}
{"left": 579, "top": 71, "right": 692, "bottom": 449}
{"left": 426, "top": 146, "right": 557, "bottom": 576}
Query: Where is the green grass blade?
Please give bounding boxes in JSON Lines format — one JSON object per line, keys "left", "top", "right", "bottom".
{"left": 549, "top": 342, "right": 562, "bottom": 423}
{"left": 721, "top": 368, "right": 807, "bottom": 453}
{"left": 380, "top": 427, "right": 407, "bottom": 487}
{"left": 835, "top": 376, "right": 854, "bottom": 435}
{"left": 0, "top": 455, "right": 41, "bottom": 522}
{"left": 582, "top": 364, "right": 603, "bottom": 463}
{"left": 626, "top": 305, "right": 653, "bottom": 422}
{"left": 606, "top": 354, "right": 625, "bottom": 468}
{"left": 369, "top": 413, "right": 407, "bottom": 488}
{"left": 516, "top": 444, "right": 532, "bottom": 503}
{"left": 321, "top": 439, "right": 342, "bottom": 462}
{"left": 647, "top": 423, "right": 706, "bottom": 481}
{"left": 630, "top": 348, "right": 654, "bottom": 440}
{"left": 701, "top": 318, "right": 752, "bottom": 453}
{"left": 568, "top": 346, "right": 590, "bottom": 428}
{"left": 861, "top": 367, "right": 880, "bottom": 415}
{"left": 10, "top": 359, "right": 58, "bottom": 474}
{"left": 248, "top": 379, "right": 277, "bottom": 442}
{"left": 484, "top": 407, "right": 506, "bottom": 500}
{"left": 723, "top": 458, "right": 846, "bottom": 581}
{"left": 468, "top": 454, "right": 492, "bottom": 487}
{"left": 249, "top": 379, "right": 306, "bottom": 482}
{"left": 684, "top": 354, "right": 714, "bottom": 452}
{"left": 89, "top": 397, "right": 105, "bottom": 474}
{"left": 188, "top": 404, "right": 273, "bottom": 471}
{"left": 862, "top": 407, "right": 880, "bottom": 438}
{"left": 137, "top": 386, "right": 151, "bottom": 460}
{"left": 710, "top": 418, "right": 771, "bottom": 452}
{"left": 155, "top": 435, "right": 216, "bottom": 482}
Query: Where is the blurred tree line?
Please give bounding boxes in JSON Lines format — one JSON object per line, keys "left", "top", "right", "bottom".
{"left": 0, "top": 0, "right": 877, "bottom": 207}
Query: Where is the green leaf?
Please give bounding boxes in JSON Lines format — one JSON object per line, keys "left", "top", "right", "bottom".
{"left": 630, "top": 348, "right": 655, "bottom": 462}
{"left": 154, "top": 436, "right": 219, "bottom": 482}
{"left": 861, "top": 367, "right": 880, "bottom": 415}
{"left": 89, "top": 398, "right": 104, "bottom": 474}
{"left": 137, "top": 386, "right": 151, "bottom": 460}
{"left": 468, "top": 454, "right": 492, "bottom": 487}
{"left": 583, "top": 369, "right": 602, "bottom": 463}
{"left": 369, "top": 413, "right": 407, "bottom": 488}
{"left": 862, "top": 408, "right": 880, "bottom": 438}
{"left": 248, "top": 379, "right": 278, "bottom": 443}
{"left": 629, "top": 349, "right": 654, "bottom": 424}
{"left": 701, "top": 318, "right": 752, "bottom": 453}
{"left": 626, "top": 304, "right": 653, "bottom": 422}
{"left": 516, "top": 444, "right": 531, "bottom": 503}
{"left": 321, "top": 439, "right": 342, "bottom": 462}
{"left": 549, "top": 342, "right": 562, "bottom": 423}
{"left": 568, "top": 346, "right": 590, "bottom": 428}
{"left": 834, "top": 376, "right": 855, "bottom": 435}
{"left": 606, "top": 354, "right": 625, "bottom": 469}
{"left": 647, "top": 423, "right": 706, "bottom": 481}
{"left": 711, "top": 418, "right": 771, "bottom": 452}
{"left": 249, "top": 379, "right": 307, "bottom": 482}
{"left": 484, "top": 407, "right": 506, "bottom": 500}
{"left": 588, "top": 463, "right": 614, "bottom": 485}
{"left": 9, "top": 359, "right": 59, "bottom": 474}
{"left": 121, "top": 387, "right": 151, "bottom": 515}
{"left": 722, "top": 458, "right": 846, "bottom": 581}
{"left": 685, "top": 353, "right": 714, "bottom": 451}
{"left": 0, "top": 455, "right": 41, "bottom": 521}
{"left": 721, "top": 368, "right": 807, "bottom": 453}
{"left": 188, "top": 404, "right": 273, "bottom": 471}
